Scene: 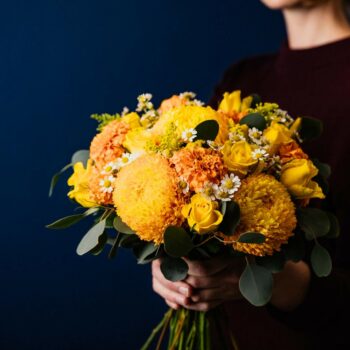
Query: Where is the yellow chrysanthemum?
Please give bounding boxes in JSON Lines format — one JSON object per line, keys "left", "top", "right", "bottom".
{"left": 225, "top": 174, "right": 296, "bottom": 256}
{"left": 113, "top": 154, "right": 186, "bottom": 244}
{"left": 90, "top": 120, "right": 129, "bottom": 169}
{"left": 151, "top": 105, "right": 229, "bottom": 144}
{"left": 170, "top": 146, "right": 227, "bottom": 192}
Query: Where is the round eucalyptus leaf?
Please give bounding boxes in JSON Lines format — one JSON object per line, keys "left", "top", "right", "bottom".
{"left": 299, "top": 116, "right": 323, "bottom": 141}
{"left": 312, "top": 158, "right": 331, "bottom": 179}
{"left": 250, "top": 94, "right": 262, "bottom": 108}
{"left": 113, "top": 216, "right": 135, "bottom": 234}
{"left": 160, "top": 256, "right": 189, "bottom": 282}
{"left": 119, "top": 234, "right": 141, "bottom": 248}
{"left": 164, "top": 226, "right": 194, "bottom": 258}
{"left": 325, "top": 212, "right": 340, "bottom": 239}
{"left": 256, "top": 252, "right": 285, "bottom": 273}
{"left": 311, "top": 243, "right": 332, "bottom": 277}
{"left": 297, "top": 208, "right": 330, "bottom": 240}
{"left": 194, "top": 120, "right": 219, "bottom": 141}
{"left": 76, "top": 219, "right": 106, "bottom": 256}
{"left": 238, "top": 232, "right": 265, "bottom": 244}
{"left": 239, "top": 113, "right": 267, "bottom": 131}
{"left": 219, "top": 201, "right": 240, "bottom": 236}
{"left": 133, "top": 242, "right": 158, "bottom": 264}
{"left": 239, "top": 262, "right": 273, "bottom": 307}
{"left": 71, "top": 149, "right": 90, "bottom": 166}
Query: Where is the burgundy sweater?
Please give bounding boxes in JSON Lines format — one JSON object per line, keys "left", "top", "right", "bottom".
{"left": 209, "top": 37, "right": 350, "bottom": 349}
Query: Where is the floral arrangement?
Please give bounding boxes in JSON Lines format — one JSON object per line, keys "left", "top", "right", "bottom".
{"left": 48, "top": 91, "right": 339, "bottom": 349}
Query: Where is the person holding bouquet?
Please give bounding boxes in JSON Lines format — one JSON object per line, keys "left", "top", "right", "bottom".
{"left": 151, "top": 0, "right": 350, "bottom": 348}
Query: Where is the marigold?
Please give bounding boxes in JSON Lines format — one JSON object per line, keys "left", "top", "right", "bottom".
{"left": 151, "top": 105, "right": 229, "bottom": 144}
{"left": 278, "top": 140, "right": 308, "bottom": 164}
{"left": 90, "top": 120, "right": 130, "bottom": 169}
{"left": 224, "top": 174, "right": 296, "bottom": 256}
{"left": 170, "top": 146, "right": 227, "bottom": 192}
{"left": 113, "top": 154, "right": 186, "bottom": 244}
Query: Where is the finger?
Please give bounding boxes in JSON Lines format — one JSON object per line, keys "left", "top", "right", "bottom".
{"left": 184, "top": 300, "right": 222, "bottom": 312}
{"left": 152, "top": 278, "right": 191, "bottom": 307}
{"left": 152, "top": 261, "right": 193, "bottom": 297}
{"left": 165, "top": 299, "right": 180, "bottom": 310}
{"left": 191, "top": 285, "right": 242, "bottom": 303}
{"left": 184, "top": 254, "right": 233, "bottom": 277}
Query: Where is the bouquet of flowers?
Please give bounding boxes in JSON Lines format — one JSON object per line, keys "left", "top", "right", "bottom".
{"left": 47, "top": 91, "right": 339, "bottom": 349}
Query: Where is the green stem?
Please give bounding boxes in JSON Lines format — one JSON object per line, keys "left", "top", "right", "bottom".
{"left": 155, "top": 309, "right": 173, "bottom": 350}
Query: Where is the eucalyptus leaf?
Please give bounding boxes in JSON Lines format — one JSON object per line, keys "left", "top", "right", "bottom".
{"left": 48, "top": 163, "right": 72, "bottom": 197}
{"left": 311, "top": 243, "right": 332, "bottom": 277}
{"left": 299, "top": 116, "right": 323, "bottom": 141}
{"left": 219, "top": 201, "right": 240, "bottom": 236}
{"left": 312, "top": 158, "right": 331, "bottom": 179}
{"left": 238, "top": 232, "right": 265, "bottom": 244}
{"left": 297, "top": 208, "right": 330, "bottom": 240}
{"left": 76, "top": 219, "right": 106, "bottom": 256}
{"left": 90, "top": 232, "right": 108, "bottom": 256}
{"left": 108, "top": 232, "right": 123, "bottom": 259}
{"left": 160, "top": 256, "right": 189, "bottom": 282}
{"left": 119, "top": 234, "right": 141, "bottom": 248}
{"left": 239, "top": 261, "right": 273, "bottom": 307}
{"left": 71, "top": 149, "right": 89, "bottom": 166}
{"left": 325, "top": 212, "right": 340, "bottom": 239}
{"left": 239, "top": 113, "right": 267, "bottom": 131}
{"left": 250, "top": 94, "right": 262, "bottom": 108}
{"left": 256, "top": 252, "right": 285, "bottom": 273}
{"left": 133, "top": 242, "right": 158, "bottom": 264}
{"left": 113, "top": 216, "right": 135, "bottom": 234}
{"left": 194, "top": 120, "right": 219, "bottom": 141}
{"left": 46, "top": 207, "right": 99, "bottom": 229}
{"left": 164, "top": 226, "right": 194, "bottom": 258}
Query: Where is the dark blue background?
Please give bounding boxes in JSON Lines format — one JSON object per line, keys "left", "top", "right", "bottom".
{"left": 0, "top": 1, "right": 285, "bottom": 349}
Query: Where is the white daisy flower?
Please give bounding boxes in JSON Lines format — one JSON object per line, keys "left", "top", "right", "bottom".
{"left": 116, "top": 152, "right": 140, "bottom": 168}
{"left": 121, "top": 106, "right": 129, "bottom": 116}
{"left": 101, "top": 161, "right": 118, "bottom": 175}
{"left": 207, "top": 140, "right": 223, "bottom": 151}
{"left": 229, "top": 132, "right": 246, "bottom": 143}
{"left": 178, "top": 177, "right": 190, "bottom": 194}
{"left": 181, "top": 128, "right": 197, "bottom": 142}
{"left": 248, "top": 127, "right": 263, "bottom": 145}
{"left": 220, "top": 174, "right": 241, "bottom": 194}
{"left": 179, "top": 91, "right": 196, "bottom": 100}
{"left": 200, "top": 182, "right": 216, "bottom": 201}
{"left": 136, "top": 93, "right": 153, "bottom": 112}
{"left": 213, "top": 185, "right": 233, "bottom": 202}
{"left": 251, "top": 148, "right": 269, "bottom": 160}
{"left": 99, "top": 175, "right": 115, "bottom": 193}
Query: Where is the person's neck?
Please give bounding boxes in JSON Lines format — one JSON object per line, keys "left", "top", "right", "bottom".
{"left": 283, "top": 1, "right": 350, "bottom": 49}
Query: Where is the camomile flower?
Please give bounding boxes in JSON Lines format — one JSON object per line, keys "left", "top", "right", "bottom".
{"left": 136, "top": 93, "right": 154, "bottom": 112}
{"left": 99, "top": 175, "right": 115, "bottom": 193}
{"left": 207, "top": 140, "right": 223, "bottom": 151}
{"left": 101, "top": 161, "right": 119, "bottom": 175}
{"left": 220, "top": 173, "right": 241, "bottom": 194}
{"left": 213, "top": 184, "right": 233, "bottom": 202}
{"left": 178, "top": 176, "right": 190, "bottom": 194}
{"left": 116, "top": 152, "right": 140, "bottom": 168}
{"left": 179, "top": 91, "right": 196, "bottom": 100}
{"left": 248, "top": 127, "right": 263, "bottom": 145}
{"left": 181, "top": 128, "right": 197, "bottom": 142}
{"left": 200, "top": 182, "right": 216, "bottom": 201}
{"left": 251, "top": 148, "right": 269, "bottom": 161}
{"left": 229, "top": 132, "right": 246, "bottom": 143}
{"left": 121, "top": 106, "right": 129, "bottom": 116}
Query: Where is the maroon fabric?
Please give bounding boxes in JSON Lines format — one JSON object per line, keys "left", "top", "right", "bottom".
{"left": 209, "top": 37, "right": 350, "bottom": 349}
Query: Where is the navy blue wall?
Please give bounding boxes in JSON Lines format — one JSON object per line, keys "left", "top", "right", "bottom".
{"left": 0, "top": 1, "right": 285, "bottom": 349}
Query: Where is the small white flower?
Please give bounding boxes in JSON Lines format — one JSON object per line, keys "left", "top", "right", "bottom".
{"left": 207, "top": 140, "right": 223, "bottom": 151}
{"left": 200, "top": 182, "right": 216, "bottom": 201}
{"left": 220, "top": 174, "right": 241, "bottom": 194}
{"left": 229, "top": 132, "right": 246, "bottom": 142}
{"left": 191, "top": 99, "right": 205, "bottom": 106}
{"left": 101, "top": 161, "right": 118, "bottom": 175}
{"left": 136, "top": 93, "right": 153, "bottom": 112}
{"left": 214, "top": 186, "right": 233, "bottom": 202}
{"left": 121, "top": 106, "right": 129, "bottom": 116}
{"left": 248, "top": 127, "right": 263, "bottom": 145}
{"left": 181, "top": 128, "right": 197, "bottom": 142}
{"left": 179, "top": 91, "right": 196, "bottom": 100}
{"left": 99, "top": 175, "right": 115, "bottom": 193}
{"left": 178, "top": 177, "right": 190, "bottom": 194}
{"left": 116, "top": 152, "right": 140, "bottom": 168}
{"left": 251, "top": 148, "right": 269, "bottom": 160}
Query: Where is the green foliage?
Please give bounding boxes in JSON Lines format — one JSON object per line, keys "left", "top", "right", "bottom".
{"left": 311, "top": 243, "right": 332, "bottom": 277}
{"left": 48, "top": 163, "right": 72, "bottom": 197}
{"left": 160, "top": 256, "right": 189, "bottom": 282}
{"left": 91, "top": 113, "right": 120, "bottom": 131}
{"left": 299, "top": 116, "right": 323, "bottom": 141}
{"left": 239, "top": 260, "right": 273, "bottom": 306}
{"left": 237, "top": 232, "right": 265, "bottom": 244}
{"left": 194, "top": 120, "right": 219, "bottom": 141}
{"left": 250, "top": 94, "right": 262, "bottom": 108}
{"left": 71, "top": 149, "right": 89, "bottom": 166}
{"left": 219, "top": 201, "right": 240, "bottom": 236}
{"left": 164, "top": 226, "right": 194, "bottom": 258}
{"left": 76, "top": 219, "right": 106, "bottom": 256}
{"left": 297, "top": 208, "right": 331, "bottom": 240}
{"left": 46, "top": 207, "right": 99, "bottom": 229}
{"left": 113, "top": 216, "right": 135, "bottom": 234}
{"left": 133, "top": 242, "right": 159, "bottom": 264}
{"left": 256, "top": 252, "right": 285, "bottom": 273}
{"left": 325, "top": 212, "right": 340, "bottom": 239}
{"left": 239, "top": 112, "right": 267, "bottom": 131}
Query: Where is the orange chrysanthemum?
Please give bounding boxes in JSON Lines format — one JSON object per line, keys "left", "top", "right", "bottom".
{"left": 90, "top": 120, "right": 130, "bottom": 169}
{"left": 158, "top": 95, "right": 187, "bottom": 114}
{"left": 170, "top": 146, "right": 227, "bottom": 192}
{"left": 224, "top": 174, "right": 296, "bottom": 256}
{"left": 113, "top": 154, "right": 186, "bottom": 244}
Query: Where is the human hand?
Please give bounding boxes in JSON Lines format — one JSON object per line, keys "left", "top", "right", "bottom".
{"left": 152, "top": 254, "right": 244, "bottom": 312}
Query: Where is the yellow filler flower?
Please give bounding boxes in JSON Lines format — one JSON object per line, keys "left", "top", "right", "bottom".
{"left": 113, "top": 154, "right": 186, "bottom": 244}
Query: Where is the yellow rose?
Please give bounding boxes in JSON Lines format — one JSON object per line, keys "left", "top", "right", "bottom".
{"left": 181, "top": 194, "right": 223, "bottom": 234}
{"left": 264, "top": 121, "right": 293, "bottom": 154}
{"left": 218, "top": 91, "right": 252, "bottom": 123}
{"left": 280, "top": 159, "right": 325, "bottom": 199}
{"left": 123, "top": 127, "right": 151, "bottom": 154}
{"left": 221, "top": 140, "right": 258, "bottom": 176}
{"left": 122, "top": 112, "right": 141, "bottom": 129}
{"left": 67, "top": 160, "right": 98, "bottom": 207}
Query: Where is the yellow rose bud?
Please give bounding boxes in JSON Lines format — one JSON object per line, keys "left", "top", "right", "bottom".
{"left": 122, "top": 112, "right": 141, "bottom": 129}
{"left": 280, "top": 159, "right": 325, "bottom": 199}
{"left": 67, "top": 160, "right": 98, "bottom": 208}
{"left": 221, "top": 140, "right": 258, "bottom": 176}
{"left": 181, "top": 194, "right": 223, "bottom": 234}
{"left": 123, "top": 127, "right": 151, "bottom": 154}
{"left": 219, "top": 91, "right": 242, "bottom": 114}
{"left": 264, "top": 121, "right": 293, "bottom": 154}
